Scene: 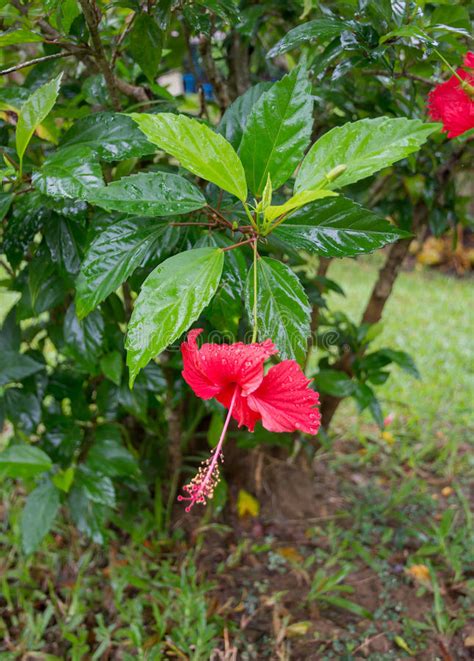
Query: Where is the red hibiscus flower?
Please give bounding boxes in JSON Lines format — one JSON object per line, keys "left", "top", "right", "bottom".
{"left": 178, "top": 329, "right": 320, "bottom": 511}
{"left": 428, "top": 52, "right": 474, "bottom": 138}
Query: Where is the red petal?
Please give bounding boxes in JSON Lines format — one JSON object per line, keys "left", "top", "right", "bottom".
{"left": 181, "top": 329, "right": 221, "bottom": 399}
{"left": 217, "top": 384, "right": 261, "bottom": 431}
{"left": 247, "top": 361, "right": 320, "bottom": 435}
{"left": 463, "top": 52, "right": 474, "bottom": 69}
{"left": 181, "top": 329, "right": 277, "bottom": 402}
{"left": 428, "top": 68, "right": 474, "bottom": 138}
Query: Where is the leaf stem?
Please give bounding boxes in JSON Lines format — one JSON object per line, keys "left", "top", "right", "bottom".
{"left": 251, "top": 239, "right": 258, "bottom": 343}
{"left": 0, "top": 51, "right": 76, "bottom": 76}
{"left": 433, "top": 48, "right": 466, "bottom": 88}
{"left": 243, "top": 201, "right": 259, "bottom": 232}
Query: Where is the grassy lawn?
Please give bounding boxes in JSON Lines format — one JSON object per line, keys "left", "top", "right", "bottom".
{"left": 328, "top": 257, "right": 474, "bottom": 447}
{"left": 0, "top": 260, "right": 472, "bottom": 659}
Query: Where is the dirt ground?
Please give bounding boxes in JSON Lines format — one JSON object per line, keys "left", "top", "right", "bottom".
{"left": 185, "top": 439, "right": 474, "bottom": 660}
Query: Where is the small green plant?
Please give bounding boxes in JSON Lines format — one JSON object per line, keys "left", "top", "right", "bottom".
{"left": 307, "top": 564, "right": 373, "bottom": 620}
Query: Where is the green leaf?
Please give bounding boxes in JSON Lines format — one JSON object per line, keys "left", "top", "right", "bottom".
{"left": 60, "top": 112, "right": 154, "bottom": 161}
{"left": 86, "top": 172, "right": 206, "bottom": 216}
{"left": 245, "top": 257, "right": 311, "bottom": 363}
{"left": 16, "top": 74, "right": 62, "bottom": 172}
{"left": 218, "top": 82, "right": 272, "bottom": 151}
{"left": 239, "top": 66, "right": 313, "bottom": 195}
{"left": 4, "top": 390, "right": 41, "bottom": 434}
{"left": 29, "top": 246, "right": 66, "bottom": 313}
{"left": 0, "top": 445, "right": 52, "bottom": 479}
{"left": 100, "top": 351, "right": 123, "bottom": 386}
{"left": 264, "top": 189, "right": 337, "bottom": 224}
{"left": 44, "top": 214, "right": 86, "bottom": 276}
{"left": 320, "top": 595, "right": 373, "bottom": 620}
{"left": 430, "top": 5, "right": 471, "bottom": 32}
{"left": 0, "top": 29, "right": 43, "bottom": 46}
{"left": 87, "top": 424, "right": 139, "bottom": 478}
{"left": 126, "top": 247, "right": 224, "bottom": 386}
{"left": 353, "top": 382, "right": 377, "bottom": 412}
{"left": 63, "top": 304, "right": 104, "bottom": 372}
{"left": 32, "top": 146, "right": 104, "bottom": 199}
{"left": 267, "top": 18, "right": 349, "bottom": 57}
{"left": 68, "top": 485, "right": 106, "bottom": 544}
{"left": 75, "top": 218, "right": 172, "bottom": 319}
{"left": 375, "top": 348, "right": 420, "bottom": 379}
{"left": 56, "top": 0, "right": 81, "bottom": 33}
{"left": 384, "top": 349, "right": 420, "bottom": 379}
{"left": 379, "top": 25, "right": 434, "bottom": 45}
{"left": 0, "top": 309, "right": 21, "bottom": 352}
{"left": 197, "top": 234, "right": 246, "bottom": 335}
{"left": 76, "top": 466, "right": 115, "bottom": 507}
{"left": 128, "top": 13, "right": 162, "bottom": 81}
{"left": 0, "top": 192, "right": 13, "bottom": 221}
{"left": 52, "top": 467, "right": 75, "bottom": 493}
{"left": 273, "top": 197, "right": 409, "bottom": 258}
{"left": 0, "top": 350, "right": 44, "bottom": 386}
{"left": 130, "top": 112, "right": 247, "bottom": 202}
{"left": 295, "top": 117, "right": 439, "bottom": 193}
{"left": 316, "top": 369, "right": 355, "bottom": 397}
{"left": 21, "top": 480, "right": 60, "bottom": 554}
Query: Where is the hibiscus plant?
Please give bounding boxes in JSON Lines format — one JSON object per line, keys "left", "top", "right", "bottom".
{"left": 0, "top": 0, "right": 472, "bottom": 550}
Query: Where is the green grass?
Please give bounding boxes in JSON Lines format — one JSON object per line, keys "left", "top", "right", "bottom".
{"left": 326, "top": 256, "right": 474, "bottom": 445}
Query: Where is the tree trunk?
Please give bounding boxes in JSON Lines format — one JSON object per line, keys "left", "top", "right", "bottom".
{"left": 227, "top": 31, "right": 251, "bottom": 99}
{"left": 199, "top": 36, "right": 230, "bottom": 113}
{"left": 320, "top": 206, "right": 426, "bottom": 429}
{"left": 361, "top": 234, "right": 414, "bottom": 325}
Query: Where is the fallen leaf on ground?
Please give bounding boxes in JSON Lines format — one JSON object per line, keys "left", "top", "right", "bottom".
{"left": 237, "top": 489, "right": 260, "bottom": 518}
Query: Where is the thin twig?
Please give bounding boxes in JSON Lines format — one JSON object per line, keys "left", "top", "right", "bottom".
{"left": 0, "top": 52, "right": 75, "bottom": 76}
{"left": 199, "top": 34, "right": 230, "bottom": 114}
{"left": 221, "top": 237, "right": 257, "bottom": 252}
{"left": 0, "top": 259, "right": 14, "bottom": 277}
{"left": 198, "top": 84, "right": 210, "bottom": 120}
{"left": 205, "top": 206, "right": 235, "bottom": 229}
{"left": 78, "top": 0, "right": 122, "bottom": 110}
{"left": 170, "top": 221, "right": 217, "bottom": 228}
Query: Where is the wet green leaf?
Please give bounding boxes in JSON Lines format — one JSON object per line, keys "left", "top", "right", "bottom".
{"left": 218, "top": 82, "right": 272, "bottom": 151}
{"left": 33, "top": 146, "right": 104, "bottom": 199}
{"left": 60, "top": 112, "right": 155, "bottom": 161}
{"left": 130, "top": 113, "right": 247, "bottom": 201}
{"left": 63, "top": 304, "right": 104, "bottom": 372}
{"left": 273, "top": 197, "right": 409, "bottom": 257}
{"left": 75, "top": 218, "right": 172, "bottom": 318}
{"left": 128, "top": 13, "right": 162, "bottom": 81}
{"left": 295, "top": 117, "right": 440, "bottom": 192}
{"left": 239, "top": 66, "right": 313, "bottom": 195}
{"left": 246, "top": 257, "right": 311, "bottom": 363}
{"left": 267, "top": 18, "right": 349, "bottom": 57}
{"left": 100, "top": 351, "right": 123, "bottom": 386}
{"left": 16, "top": 74, "right": 62, "bottom": 171}
{"left": 86, "top": 172, "right": 206, "bottom": 216}
{"left": 0, "top": 350, "right": 44, "bottom": 386}
{"left": 126, "top": 247, "right": 224, "bottom": 385}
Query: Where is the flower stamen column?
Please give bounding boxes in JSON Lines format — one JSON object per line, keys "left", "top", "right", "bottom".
{"left": 178, "top": 386, "right": 239, "bottom": 512}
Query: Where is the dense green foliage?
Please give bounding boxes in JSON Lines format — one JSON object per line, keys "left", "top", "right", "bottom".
{"left": 0, "top": 0, "right": 472, "bottom": 556}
